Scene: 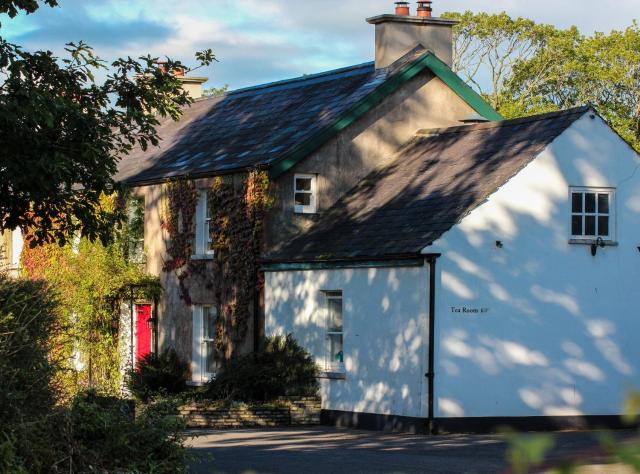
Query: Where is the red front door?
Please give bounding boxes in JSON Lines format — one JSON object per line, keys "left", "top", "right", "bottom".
{"left": 136, "top": 304, "right": 153, "bottom": 362}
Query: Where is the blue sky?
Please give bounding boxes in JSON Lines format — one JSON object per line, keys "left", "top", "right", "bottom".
{"left": 2, "top": 0, "right": 638, "bottom": 90}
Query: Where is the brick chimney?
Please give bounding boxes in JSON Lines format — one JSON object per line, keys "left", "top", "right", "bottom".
{"left": 367, "top": 1, "right": 457, "bottom": 69}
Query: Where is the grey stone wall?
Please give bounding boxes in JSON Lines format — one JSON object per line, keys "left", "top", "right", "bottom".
{"left": 180, "top": 397, "right": 321, "bottom": 429}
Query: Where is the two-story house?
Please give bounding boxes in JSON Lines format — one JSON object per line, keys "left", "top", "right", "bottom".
{"left": 118, "top": 1, "right": 640, "bottom": 433}
{"left": 116, "top": 3, "right": 497, "bottom": 381}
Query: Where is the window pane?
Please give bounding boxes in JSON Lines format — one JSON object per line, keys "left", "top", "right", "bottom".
{"left": 598, "top": 194, "right": 609, "bottom": 214}
{"left": 295, "top": 178, "right": 312, "bottom": 192}
{"left": 585, "top": 193, "right": 596, "bottom": 213}
{"left": 585, "top": 216, "right": 596, "bottom": 236}
{"left": 295, "top": 193, "right": 311, "bottom": 206}
{"left": 598, "top": 216, "right": 609, "bottom": 237}
{"left": 572, "top": 215, "right": 583, "bottom": 236}
{"left": 205, "top": 341, "right": 216, "bottom": 374}
{"left": 329, "top": 334, "right": 343, "bottom": 366}
{"left": 572, "top": 193, "right": 583, "bottom": 213}
{"left": 203, "top": 306, "right": 217, "bottom": 339}
{"left": 328, "top": 298, "right": 343, "bottom": 331}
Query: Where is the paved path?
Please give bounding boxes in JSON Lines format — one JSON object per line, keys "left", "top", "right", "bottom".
{"left": 186, "top": 427, "right": 636, "bottom": 474}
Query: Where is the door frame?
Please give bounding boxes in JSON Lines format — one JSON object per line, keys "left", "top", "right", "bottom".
{"left": 135, "top": 303, "right": 153, "bottom": 364}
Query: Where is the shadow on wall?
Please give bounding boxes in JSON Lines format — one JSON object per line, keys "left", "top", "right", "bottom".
{"left": 431, "top": 122, "right": 640, "bottom": 418}
{"left": 268, "top": 264, "right": 428, "bottom": 418}
{"left": 269, "top": 114, "right": 640, "bottom": 419}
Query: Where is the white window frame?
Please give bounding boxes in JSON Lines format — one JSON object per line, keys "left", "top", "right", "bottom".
{"left": 323, "top": 290, "right": 345, "bottom": 374}
{"left": 294, "top": 174, "right": 317, "bottom": 214}
{"left": 569, "top": 187, "right": 616, "bottom": 242}
{"left": 191, "top": 304, "right": 218, "bottom": 384}
{"left": 193, "top": 190, "right": 215, "bottom": 258}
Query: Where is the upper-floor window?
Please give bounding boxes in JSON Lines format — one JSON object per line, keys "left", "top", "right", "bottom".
{"left": 570, "top": 187, "right": 615, "bottom": 241}
{"left": 194, "top": 190, "right": 214, "bottom": 257}
{"left": 294, "top": 174, "right": 317, "bottom": 214}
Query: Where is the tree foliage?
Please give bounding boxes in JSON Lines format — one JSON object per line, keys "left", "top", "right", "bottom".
{"left": 0, "top": 0, "right": 214, "bottom": 247}
{"left": 0, "top": 0, "right": 58, "bottom": 18}
{"left": 507, "top": 22, "right": 640, "bottom": 150}
{"left": 446, "top": 11, "right": 640, "bottom": 151}
{"left": 442, "top": 11, "right": 558, "bottom": 110}
{"left": 21, "top": 194, "right": 161, "bottom": 396}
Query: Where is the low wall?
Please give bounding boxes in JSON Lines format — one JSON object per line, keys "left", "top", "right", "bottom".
{"left": 180, "top": 397, "right": 321, "bottom": 429}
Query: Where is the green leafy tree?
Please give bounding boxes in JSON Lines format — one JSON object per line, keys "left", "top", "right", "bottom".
{"left": 0, "top": 0, "right": 215, "bottom": 247}
{"left": 202, "top": 84, "right": 229, "bottom": 98}
{"left": 507, "top": 22, "right": 640, "bottom": 150}
{"left": 442, "top": 11, "right": 559, "bottom": 110}
{"left": 446, "top": 11, "right": 640, "bottom": 152}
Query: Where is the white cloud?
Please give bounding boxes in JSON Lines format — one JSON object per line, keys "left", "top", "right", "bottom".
{"left": 3, "top": 0, "right": 636, "bottom": 90}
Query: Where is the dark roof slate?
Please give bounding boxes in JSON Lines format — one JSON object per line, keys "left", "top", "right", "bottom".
{"left": 116, "top": 50, "right": 428, "bottom": 185}
{"left": 266, "top": 107, "right": 590, "bottom": 262}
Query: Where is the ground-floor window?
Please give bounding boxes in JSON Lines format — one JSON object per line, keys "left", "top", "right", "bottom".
{"left": 324, "top": 290, "right": 344, "bottom": 373}
{"left": 192, "top": 305, "right": 218, "bottom": 384}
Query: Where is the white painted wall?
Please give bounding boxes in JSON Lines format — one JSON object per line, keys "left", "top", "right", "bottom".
{"left": 427, "top": 113, "right": 640, "bottom": 418}
{"left": 265, "top": 265, "right": 430, "bottom": 419}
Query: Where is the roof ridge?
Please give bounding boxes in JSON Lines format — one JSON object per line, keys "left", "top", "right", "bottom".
{"left": 416, "top": 106, "right": 590, "bottom": 137}
{"left": 197, "top": 62, "right": 376, "bottom": 101}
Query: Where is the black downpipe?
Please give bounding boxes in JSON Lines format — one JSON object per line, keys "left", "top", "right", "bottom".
{"left": 253, "top": 273, "right": 263, "bottom": 354}
{"left": 427, "top": 256, "right": 438, "bottom": 434}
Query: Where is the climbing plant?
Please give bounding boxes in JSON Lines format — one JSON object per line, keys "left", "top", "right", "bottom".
{"left": 161, "top": 179, "right": 200, "bottom": 304}
{"left": 21, "top": 193, "right": 160, "bottom": 397}
{"left": 161, "top": 171, "right": 272, "bottom": 360}
{"left": 210, "top": 170, "right": 273, "bottom": 359}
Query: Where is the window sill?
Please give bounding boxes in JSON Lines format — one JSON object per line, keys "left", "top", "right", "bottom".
{"left": 191, "top": 254, "right": 215, "bottom": 261}
{"left": 294, "top": 210, "right": 318, "bottom": 215}
{"left": 569, "top": 239, "right": 618, "bottom": 247}
{"left": 317, "top": 371, "right": 346, "bottom": 380}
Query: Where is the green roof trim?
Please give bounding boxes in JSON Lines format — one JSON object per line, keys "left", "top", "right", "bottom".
{"left": 261, "top": 257, "right": 425, "bottom": 272}
{"left": 269, "top": 51, "right": 502, "bottom": 179}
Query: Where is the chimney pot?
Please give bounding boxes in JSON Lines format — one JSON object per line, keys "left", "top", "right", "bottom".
{"left": 394, "top": 1, "right": 410, "bottom": 16}
{"left": 417, "top": 1, "right": 433, "bottom": 17}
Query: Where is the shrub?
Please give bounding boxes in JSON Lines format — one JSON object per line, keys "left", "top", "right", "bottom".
{"left": 0, "top": 275, "right": 188, "bottom": 473}
{"left": 126, "top": 348, "right": 190, "bottom": 402}
{"left": 67, "top": 390, "right": 187, "bottom": 473}
{"left": 207, "top": 334, "right": 319, "bottom": 402}
{"left": 0, "top": 275, "right": 65, "bottom": 471}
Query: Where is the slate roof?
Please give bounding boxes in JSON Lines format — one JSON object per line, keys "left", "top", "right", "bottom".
{"left": 116, "top": 49, "right": 431, "bottom": 185}
{"left": 266, "top": 107, "right": 590, "bottom": 262}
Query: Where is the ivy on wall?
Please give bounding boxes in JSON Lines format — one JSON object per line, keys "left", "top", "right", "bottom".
{"left": 210, "top": 171, "right": 272, "bottom": 359}
{"left": 161, "top": 179, "right": 200, "bottom": 304}
{"left": 162, "top": 171, "right": 272, "bottom": 360}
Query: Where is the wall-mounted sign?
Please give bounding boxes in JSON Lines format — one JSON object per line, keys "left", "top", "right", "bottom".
{"left": 451, "top": 306, "right": 490, "bottom": 315}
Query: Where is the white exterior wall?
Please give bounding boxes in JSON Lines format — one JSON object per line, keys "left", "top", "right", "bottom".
{"left": 265, "top": 265, "right": 430, "bottom": 418}
{"left": 427, "top": 114, "right": 640, "bottom": 419}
